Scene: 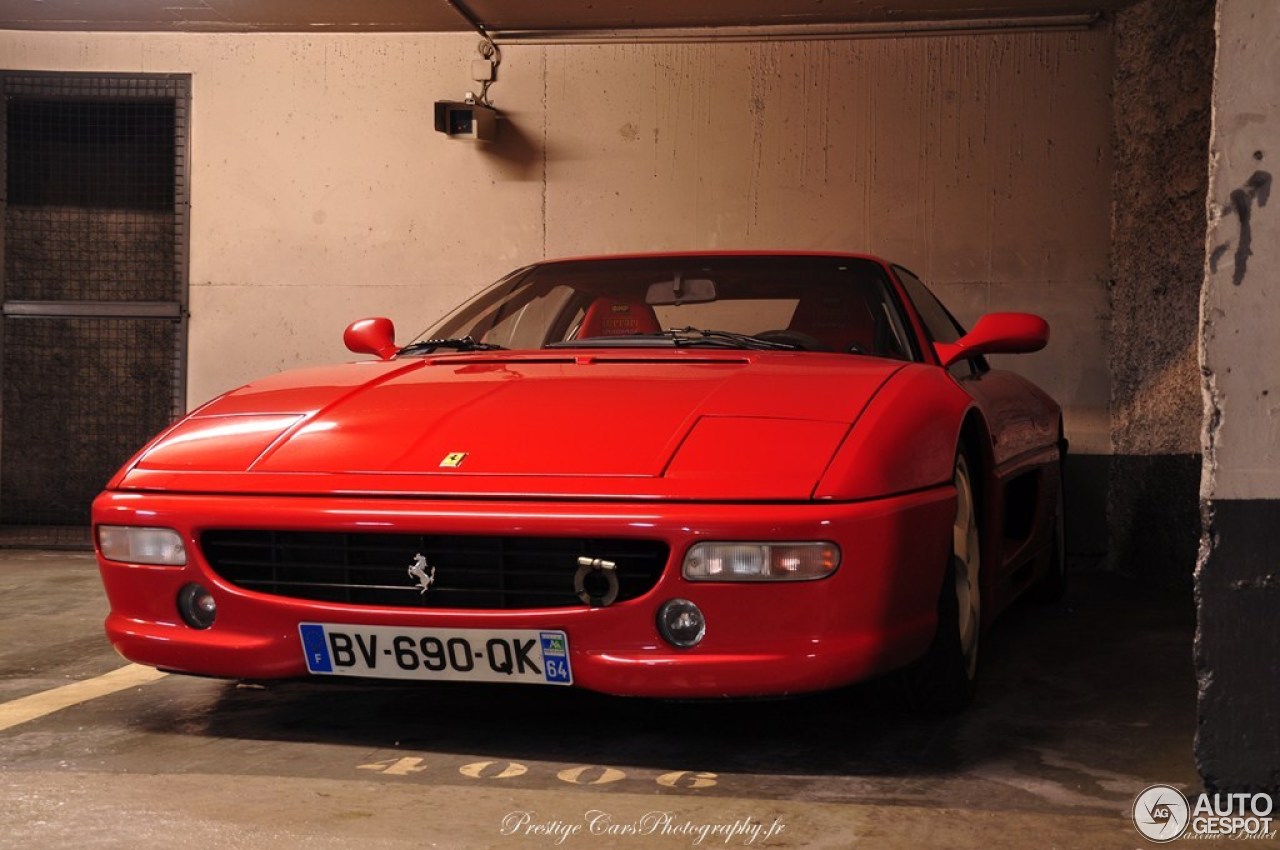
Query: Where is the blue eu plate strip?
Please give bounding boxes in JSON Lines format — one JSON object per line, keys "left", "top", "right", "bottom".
{"left": 299, "top": 624, "right": 332, "bottom": 673}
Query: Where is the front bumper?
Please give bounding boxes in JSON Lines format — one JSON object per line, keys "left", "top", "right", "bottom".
{"left": 93, "top": 489, "right": 953, "bottom": 698}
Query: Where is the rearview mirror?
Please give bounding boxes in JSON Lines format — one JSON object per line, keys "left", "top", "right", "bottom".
{"left": 934, "top": 312, "right": 1049, "bottom": 368}
{"left": 344, "top": 317, "right": 399, "bottom": 360}
{"left": 645, "top": 277, "right": 717, "bottom": 306}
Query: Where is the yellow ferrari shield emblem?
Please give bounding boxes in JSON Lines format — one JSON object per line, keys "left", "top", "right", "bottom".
{"left": 439, "top": 452, "right": 467, "bottom": 468}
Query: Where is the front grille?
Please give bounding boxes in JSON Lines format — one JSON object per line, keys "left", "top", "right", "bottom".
{"left": 200, "top": 530, "right": 670, "bottom": 610}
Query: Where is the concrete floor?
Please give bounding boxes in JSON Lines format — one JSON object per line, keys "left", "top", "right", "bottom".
{"left": 0, "top": 550, "right": 1200, "bottom": 849}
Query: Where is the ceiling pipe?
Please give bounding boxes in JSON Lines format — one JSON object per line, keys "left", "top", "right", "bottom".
{"left": 442, "top": 0, "right": 493, "bottom": 40}
{"left": 490, "top": 13, "right": 1101, "bottom": 45}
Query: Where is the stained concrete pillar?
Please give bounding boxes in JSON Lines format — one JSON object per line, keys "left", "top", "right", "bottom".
{"left": 1107, "top": 0, "right": 1215, "bottom": 584}
{"left": 1198, "top": 0, "right": 1280, "bottom": 794}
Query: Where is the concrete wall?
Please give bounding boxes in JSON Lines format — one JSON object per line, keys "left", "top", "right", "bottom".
{"left": 1, "top": 32, "right": 550, "bottom": 405}
{"left": 1197, "top": 0, "right": 1280, "bottom": 794}
{"left": 541, "top": 37, "right": 1115, "bottom": 462}
{"left": 0, "top": 28, "right": 1116, "bottom": 469}
{"left": 1106, "top": 0, "right": 1215, "bottom": 581}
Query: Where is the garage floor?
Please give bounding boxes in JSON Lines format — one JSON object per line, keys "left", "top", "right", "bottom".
{"left": 0, "top": 550, "right": 1196, "bottom": 849}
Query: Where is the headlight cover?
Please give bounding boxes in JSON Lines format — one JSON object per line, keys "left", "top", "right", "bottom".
{"left": 682, "top": 541, "right": 839, "bottom": 581}
{"left": 97, "top": 525, "right": 188, "bottom": 566}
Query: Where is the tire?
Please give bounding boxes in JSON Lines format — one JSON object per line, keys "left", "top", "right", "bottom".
{"left": 902, "top": 450, "right": 981, "bottom": 713}
{"left": 1029, "top": 467, "right": 1067, "bottom": 603}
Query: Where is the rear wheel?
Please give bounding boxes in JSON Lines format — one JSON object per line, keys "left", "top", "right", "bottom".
{"left": 902, "top": 450, "right": 981, "bottom": 712}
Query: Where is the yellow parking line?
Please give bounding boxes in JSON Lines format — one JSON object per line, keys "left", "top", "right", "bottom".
{"left": 0, "top": 664, "right": 167, "bottom": 732}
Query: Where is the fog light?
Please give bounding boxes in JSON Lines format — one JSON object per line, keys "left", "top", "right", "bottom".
{"left": 657, "top": 598, "right": 705, "bottom": 648}
{"left": 177, "top": 583, "right": 217, "bottom": 630}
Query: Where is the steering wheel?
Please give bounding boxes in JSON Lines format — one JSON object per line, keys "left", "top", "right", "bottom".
{"left": 754, "top": 330, "right": 831, "bottom": 352}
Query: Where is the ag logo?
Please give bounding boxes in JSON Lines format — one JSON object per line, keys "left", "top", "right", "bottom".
{"left": 1133, "top": 784, "right": 1190, "bottom": 842}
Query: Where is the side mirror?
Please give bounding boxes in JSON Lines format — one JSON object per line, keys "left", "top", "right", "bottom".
{"left": 934, "top": 312, "right": 1048, "bottom": 369}
{"left": 344, "top": 317, "right": 399, "bottom": 360}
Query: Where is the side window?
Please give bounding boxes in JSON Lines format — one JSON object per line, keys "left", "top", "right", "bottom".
{"left": 893, "top": 266, "right": 986, "bottom": 376}
{"left": 894, "top": 266, "right": 964, "bottom": 344}
{"left": 476, "top": 285, "right": 580, "bottom": 348}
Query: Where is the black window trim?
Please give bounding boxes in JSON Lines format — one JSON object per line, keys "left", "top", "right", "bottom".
{"left": 891, "top": 264, "right": 990, "bottom": 375}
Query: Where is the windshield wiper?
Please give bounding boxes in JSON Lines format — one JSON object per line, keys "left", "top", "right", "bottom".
{"left": 397, "top": 336, "right": 507, "bottom": 355}
{"left": 679, "top": 328, "right": 802, "bottom": 350}
{"left": 547, "top": 327, "right": 801, "bottom": 351}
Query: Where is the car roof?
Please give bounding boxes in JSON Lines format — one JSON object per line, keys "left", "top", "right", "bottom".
{"left": 537, "top": 250, "right": 892, "bottom": 266}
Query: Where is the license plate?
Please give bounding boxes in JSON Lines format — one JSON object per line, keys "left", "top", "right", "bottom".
{"left": 298, "top": 623, "right": 572, "bottom": 686}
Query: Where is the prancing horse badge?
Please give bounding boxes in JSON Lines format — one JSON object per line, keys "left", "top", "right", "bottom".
{"left": 407, "top": 553, "right": 436, "bottom": 594}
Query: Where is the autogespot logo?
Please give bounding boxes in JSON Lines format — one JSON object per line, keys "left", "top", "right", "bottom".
{"left": 1134, "top": 784, "right": 1191, "bottom": 843}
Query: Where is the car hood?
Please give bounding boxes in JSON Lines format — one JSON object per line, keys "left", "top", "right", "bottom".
{"left": 121, "top": 351, "right": 905, "bottom": 500}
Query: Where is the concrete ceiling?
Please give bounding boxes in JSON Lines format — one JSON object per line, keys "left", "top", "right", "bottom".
{"left": 0, "top": 0, "right": 1134, "bottom": 34}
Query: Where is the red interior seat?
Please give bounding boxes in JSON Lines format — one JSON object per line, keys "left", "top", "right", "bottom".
{"left": 787, "top": 291, "right": 879, "bottom": 353}
{"left": 577, "top": 297, "right": 662, "bottom": 338}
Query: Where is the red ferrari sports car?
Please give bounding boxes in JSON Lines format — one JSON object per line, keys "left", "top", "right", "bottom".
{"left": 94, "top": 252, "right": 1064, "bottom": 709}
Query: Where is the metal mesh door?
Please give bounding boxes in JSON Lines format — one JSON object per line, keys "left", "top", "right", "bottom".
{"left": 1, "top": 73, "right": 189, "bottom": 533}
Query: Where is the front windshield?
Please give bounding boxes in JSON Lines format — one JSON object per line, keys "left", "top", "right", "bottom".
{"left": 414, "top": 255, "right": 916, "bottom": 359}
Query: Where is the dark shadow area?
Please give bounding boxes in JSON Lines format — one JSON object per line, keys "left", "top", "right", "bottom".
{"left": 0, "top": 525, "right": 92, "bottom": 550}
{"left": 1108, "top": 454, "right": 1202, "bottom": 587}
{"left": 128, "top": 575, "right": 1196, "bottom": 786}
{"left": 475, "top": 115, "right": 548, "bottom": 182}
